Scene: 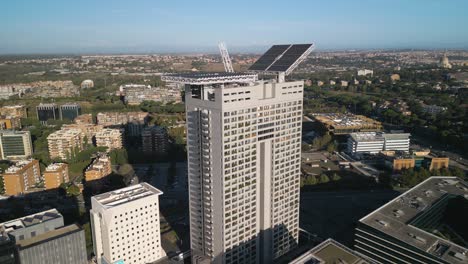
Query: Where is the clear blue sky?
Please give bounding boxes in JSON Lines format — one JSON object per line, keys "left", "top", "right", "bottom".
{"left": 1, "top": 0, "right": 468, "bottom": 54}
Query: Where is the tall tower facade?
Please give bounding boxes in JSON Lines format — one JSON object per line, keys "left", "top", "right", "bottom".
{"left": 166, "top": 72, "right": 303, "bottom": 263}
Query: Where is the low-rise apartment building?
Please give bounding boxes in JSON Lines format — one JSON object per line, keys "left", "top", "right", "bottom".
{"left": 95, "top": 128, "right": 123, "bottom": 151}
{"left": 84, "top": 154, "right": 112, "bottom": 182}
{"left": 47, "top": 129, "right": 83, "bottom": 160}
{"left": 43, "top": 163, "right": 69, "bottom": 190}
{"left": 2, "top": 159, "right": 41, "bottom": 196}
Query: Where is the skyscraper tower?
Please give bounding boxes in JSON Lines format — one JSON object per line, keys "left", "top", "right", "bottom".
{"left": 163, "top": 44, "right": 314, "bottom": 264}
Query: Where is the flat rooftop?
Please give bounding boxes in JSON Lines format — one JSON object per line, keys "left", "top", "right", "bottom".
{"left": 359, "top": 176, "right": 468, "bottom": 264}
{"left": 350, "top": 132, "right": 410, "bottom": 142}
{"left": 1, "top": 209, "right": 62, "bottom": 232}
{"left": 93, "top": 182, "right": 162, "bottom": 208}
{"left": 313, "top": 113, "right": 382, "bottom": 134}
{"left": 16, "top": 224, "right": 82, "bottom": 248}
{"left": 290, "top": 238, "right": 369, "bottom": 264}
{"left": 162, "top": 72, "right": 258, "bottom": 85}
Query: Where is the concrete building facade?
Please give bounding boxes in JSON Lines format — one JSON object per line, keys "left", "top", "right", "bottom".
{"left": 84, "top": 154, "right": 112, "bottom": 182}
{"left": 347, "top": 132, "right": 410, "bottom": 155}
{"left": 95, "top": 128, "right": 123, "bottom": 151}
{"left": 0, "top": 209, "right": 87, "bottom": 264}
{"left": 0, "top": 130, "right": 33, "bottom": 160}
{"left": 43, "top": 163, "right": 69, "bottom": 190}
{"left": 355, "top": 177, "right": 468, "bottom": 264}
{"left": 36, "top": 103, "right": 60, "bottom": 125}
{"left": 90, "top": 183, "right": 165, "bottom": 264}
{"left": 47, "top": 129, "right": 83, "bottom": 160}
{"left": 60, "top": 103, "right": 81, "bottom": 121}
{"left": 177, "top": 73, "right": 303, "bottom": 263}
{"left": 141, "top": 126, "right": 168, "bottom": 154}
{"left": 2, "top": 159, "right": 41, "bottom": 196}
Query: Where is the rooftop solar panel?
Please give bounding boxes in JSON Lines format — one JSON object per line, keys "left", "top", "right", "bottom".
{"left": 248, "top": 45, "right": 291, "bottom": 71}
{"left": 267, "top": 44, "right": 313, "bottom": 72}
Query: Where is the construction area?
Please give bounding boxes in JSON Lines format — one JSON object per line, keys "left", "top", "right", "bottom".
{"left": 312, "top": 113, "right": 382, "bottom": 135}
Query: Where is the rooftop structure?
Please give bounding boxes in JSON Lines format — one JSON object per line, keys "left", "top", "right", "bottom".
{"left": 1, "top": 209, "right": 62, "bottom": 234}
{"left": 356, "top": 176, "right": 468, "bottom": 264}
{"left": 290, "top": 238, "right": 369, "bottom": 264}
{"left": 0, "top": 209, "right": 87, "bottom": 264}
{"left": 162, "top": 72, "right": 258, "bottom": 85}
{"left": 348, "top": 132, "right": 410, "bottom": 155}
{"left": 313, "top": 113, "right": 382, "bottom": 135}
{"left": 248, "top": 44, "right": 315, "bottom": 81}
{"left": 92, "top": 182, "right": 162, "bottom": 207}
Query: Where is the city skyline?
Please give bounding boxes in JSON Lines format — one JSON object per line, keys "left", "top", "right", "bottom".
{"left": 2, "top": 0, "right": 468, "bottom": 54}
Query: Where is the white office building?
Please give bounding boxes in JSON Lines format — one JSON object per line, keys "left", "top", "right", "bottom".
{"left": 164, "top": 44, "right": 313, "bottom": 264}
{"left": 347, "top": 132, "right": 410, "bottom": 155}
{"left": 90, "top": 183, "right": 165, "bottom": 264}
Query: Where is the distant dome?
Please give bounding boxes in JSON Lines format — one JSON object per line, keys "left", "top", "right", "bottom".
{"left": 438, "top": 53, "right": 452, "bottom": 69}
{"left": 81, "top": 79, "right": 94, "bottom": 88}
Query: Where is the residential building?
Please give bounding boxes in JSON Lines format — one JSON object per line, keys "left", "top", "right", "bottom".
{"left": 43, "top": 163, "right": 69, "bottom": 190}
{"left": 141, "top": 126, "right": 168, "bottom": 154}
{"left": 2, "top": 159, "right": 41, "bottom": 196}
{"left": 341, "top": 80, "right": 349, "bottom": 87}
{"left": 290, "top": 238, "right": 369, "bottom": 264}
{"left": 47, "top": 129, "right": 83, "bottom": 160}
{"left": 60, "top": 103, "right": 81, "bottom": 121}
{"left": 96, "top": 112, "right": 148, "bottom": 127}
{"left": 347, "top": 132, "right": 410, "bottom": 155}
{"left": 90, "top": 183, "right": 165, "bottom": 264}
{"left": 74, "top": 114, "right": 94, "bottom": 125}
{"left": 95, "top": 128, "right": 123, "bottom": 150}
{"left": 0, "top": 117, "right": 21, "bottom": 130}
{"left": 0, "top": 209, "right": 87, "bottom": 264}
{"left": 0, "top": 130, "right": 33, "bottom": 160}
{"left": 422, "top": 104, "right": 447, "bottom": 115}
{"left": 166, "top": 70, "right": 304, "bottom": 262}
{"left": 62, "top": 123, "right": 104, "bottom": 144}
{"left": 119, "top": 84, "right": 182, "bottom": 105}
{"left": 0, "top": 105, "right": 27, "bottom": 118}
{"left": 81, "top": 79, "right": 94, "bottom": 89}
{"left": 36, "top": 103, "right": 59, "bottom": 124}
{"left": 313, "top": 113, "right": 382, "bottom": 135}
{"left": 390, "top": 73, "right": 400, "bottom": 81}
{"left": 84, "top": 154, "right": 112, "bottom": 182}
{"left": 355, "top": 177, "right": 468, "bottom": 264}
{"left": 96, "top": 112, "right": 148, "bottom": 137}
{"left": 357, "top": 69, "right": 373, "bottom": 77}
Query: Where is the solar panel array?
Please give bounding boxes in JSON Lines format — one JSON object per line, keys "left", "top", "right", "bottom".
{"left": 249, "top": 44, "right": 314, "bottom": 74}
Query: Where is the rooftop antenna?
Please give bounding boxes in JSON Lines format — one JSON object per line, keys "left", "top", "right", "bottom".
{"left": 218, "top": 42, "right": 234, "bottom": 73}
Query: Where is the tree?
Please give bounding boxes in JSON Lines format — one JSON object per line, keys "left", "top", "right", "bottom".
{"left": 304, "top": 176, "right": 317, "bottom": 186}
{"left": 326, "top": 141, "right": 338, "bottom": 153}
{"left": 331, "top": 173, "right": 341, "bottom": 182}
{"left": 319, "top": 174, "right": 330, "bottom": 184}
{"left": 67, "top": 185, "right": 81, "bottom": 197}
